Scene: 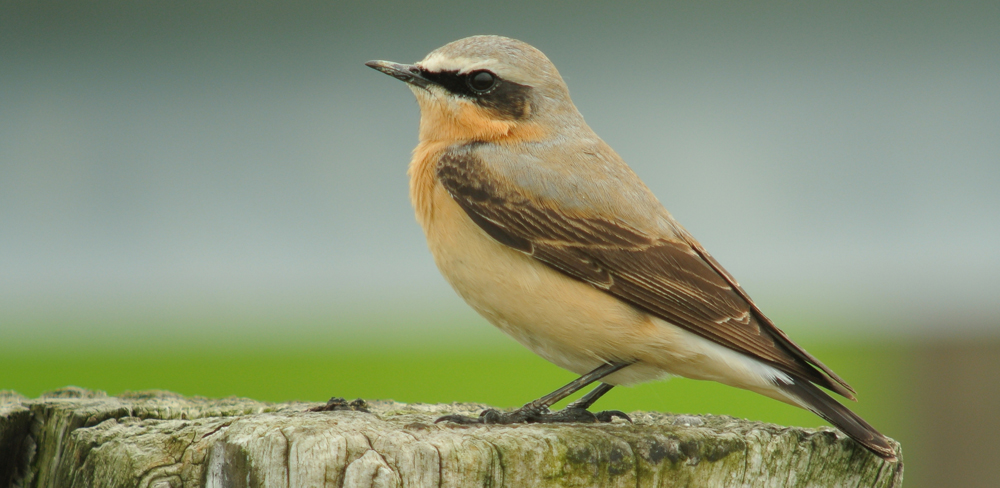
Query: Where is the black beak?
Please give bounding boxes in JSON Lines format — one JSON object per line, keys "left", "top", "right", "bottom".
{"left": 365, "top": 60, "right": 434, "bottom": 90}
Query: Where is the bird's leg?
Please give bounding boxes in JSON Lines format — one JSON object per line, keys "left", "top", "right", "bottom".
{"left": 559, "top": 383, "right": 632, "bottom": 423}
{"left": 436, "top": 361, "right": 634, "bottom": 424}
{"left": 566, "top": 382, "right": 614, "bottom": 409}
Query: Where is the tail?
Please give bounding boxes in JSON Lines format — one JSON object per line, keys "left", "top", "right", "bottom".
{"left": 777, "top": 377, "right": 898, "bottom": 462}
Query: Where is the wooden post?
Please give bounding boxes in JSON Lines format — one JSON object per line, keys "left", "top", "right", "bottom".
{"left": 1, "top": 387, "right": 901, "bottom": 488}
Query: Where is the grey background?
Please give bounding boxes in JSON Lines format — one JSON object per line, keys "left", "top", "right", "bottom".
{"left": 2, "top": 1, "right": 998, "bottom": 339}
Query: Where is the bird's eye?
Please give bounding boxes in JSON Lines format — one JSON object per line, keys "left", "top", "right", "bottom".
{"left": 467, "top": 71, "right": 497, "bottom": 93}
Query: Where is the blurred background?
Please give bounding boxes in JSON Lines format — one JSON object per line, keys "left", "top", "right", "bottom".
{"left": 2, "top": 1, "right": 998, "bottom": 485}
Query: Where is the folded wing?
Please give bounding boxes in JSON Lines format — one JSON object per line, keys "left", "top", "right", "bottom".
{"left": 437, "top": 151, "right": 855, "bottom": 399}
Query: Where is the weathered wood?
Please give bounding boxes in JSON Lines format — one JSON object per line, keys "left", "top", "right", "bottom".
{"left": 0, "top": 387, "right": 902, "bottom": 487}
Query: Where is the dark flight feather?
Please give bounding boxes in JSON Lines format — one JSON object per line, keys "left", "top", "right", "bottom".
{"left": 776, "top": 377, "right": 897, "bottom": 461}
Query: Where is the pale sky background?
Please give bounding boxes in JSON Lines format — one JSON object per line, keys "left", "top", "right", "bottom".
{"left": 2, "top": 1, "right": 998, "bottom": 341}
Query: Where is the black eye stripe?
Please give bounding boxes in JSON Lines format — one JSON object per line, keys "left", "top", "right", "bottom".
{"left": 419, "top": 70, "right": 470, "bottom": 96}
{"left": 419, "top": 70, "right": 497, "bottom": 97}
{"left": 419, "top": 69, "right": 533, "bottom": 120}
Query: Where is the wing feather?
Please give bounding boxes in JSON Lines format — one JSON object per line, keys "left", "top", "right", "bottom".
{"left": 438, "top": 152, "right": 855, "bottom": 398}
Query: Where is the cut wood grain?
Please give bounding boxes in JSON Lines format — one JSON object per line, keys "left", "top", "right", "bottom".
{"left": 0, "top": 387, "right": 902, "bottom": 487}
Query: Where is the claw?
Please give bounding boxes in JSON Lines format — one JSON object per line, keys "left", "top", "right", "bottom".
{"left": 539, "top": 407, "right": 599, "bottom": 423}
{"left": 594, "top": 410, "right": 632, "bottom": 423}
{"left": 435, "top": 406, "right": 628, "bottom": 425}
{"left": 309, "top": 397, "right": 370, "bottom": 413}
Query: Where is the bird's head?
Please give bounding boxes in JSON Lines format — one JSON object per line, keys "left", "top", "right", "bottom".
{"left": 366, "top": 35, "right": 583, "bottom": 144}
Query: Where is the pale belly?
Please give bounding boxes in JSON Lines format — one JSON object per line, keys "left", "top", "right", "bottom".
{"left": 420, "top": 183, "right": 683, "bottom": 385}
{"left": 418, "top": 183, "right": 795, "bottom": 399}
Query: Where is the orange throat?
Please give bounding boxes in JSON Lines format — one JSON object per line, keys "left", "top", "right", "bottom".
{"left": 407, "top": 99, "right": 546, "bottom": 231}
{"left": 408, "top": 140, "right": 449, "bottom": 231}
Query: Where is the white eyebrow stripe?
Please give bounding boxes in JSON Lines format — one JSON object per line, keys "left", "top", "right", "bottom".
{"left": 457, "top": 60, "right": 497, "bottom": 74}
{"left": 419, "top": 53, "right": 497, "bottom": 75}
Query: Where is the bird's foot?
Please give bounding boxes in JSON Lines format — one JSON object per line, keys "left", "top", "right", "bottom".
{"left": 542, "top": 407, "right": 632, "bottom": 423}
{"left": 308, "top": 397, "right": 370, "bottom": 413}
{"left": 435, "top": 406, "right": 631, "bottom": 424}
{"left": 592, "top": 409, "right": 633, "bottom": 423}
{"left": 435, "top": 406, "right": 543, "bottom": 424}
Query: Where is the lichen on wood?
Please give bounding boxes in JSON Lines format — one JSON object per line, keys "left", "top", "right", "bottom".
{"left": 0, "top": 387, "right": 902, "bottom": 487}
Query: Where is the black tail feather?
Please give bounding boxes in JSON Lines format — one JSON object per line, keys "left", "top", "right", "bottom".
{"left": 777, "top": 377, "right": 898, "bottom": 462}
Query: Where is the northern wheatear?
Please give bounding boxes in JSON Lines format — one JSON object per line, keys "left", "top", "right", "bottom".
{"left": 366, "top": 35, "right": 896, "bottom": 461}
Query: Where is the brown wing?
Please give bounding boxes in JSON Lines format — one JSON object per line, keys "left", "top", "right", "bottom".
{"left": 438, "top": 152, "right": 855, "bottom": 399}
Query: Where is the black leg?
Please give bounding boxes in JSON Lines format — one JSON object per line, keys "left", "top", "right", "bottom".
{"left": 566, "top": 383, "right": 614, "bottom": 410}
{"left": 436, "top": 361, "right": 634, "bottom": 425}
{"left": 563, "top": 383, "right": 631, "bottom": 423}
{"left": 521, "top": 361, "right": 630, "bottom": 411}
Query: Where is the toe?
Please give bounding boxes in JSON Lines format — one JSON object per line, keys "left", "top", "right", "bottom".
{"left": 594, "top": 410, "right": 632, "bottom": 423}
{"left": 435, "top": 414, "right": 483, "bottom": 424}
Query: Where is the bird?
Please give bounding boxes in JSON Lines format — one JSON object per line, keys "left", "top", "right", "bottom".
{"left": 365, "top": 35, "right": 897, "bottom": 462}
